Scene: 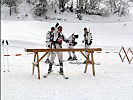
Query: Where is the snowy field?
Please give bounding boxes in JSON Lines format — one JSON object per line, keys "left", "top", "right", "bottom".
{"left": 1, "top": 20, "right": 133, "bottom": 100}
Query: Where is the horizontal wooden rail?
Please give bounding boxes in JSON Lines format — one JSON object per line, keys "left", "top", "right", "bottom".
{"left": 25, "top": 48, "right": 102, "bottom": 52}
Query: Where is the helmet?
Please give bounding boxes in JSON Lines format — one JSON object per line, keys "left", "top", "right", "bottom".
{"left": 58, "top": 26, "right": 62, "bottom": 29}
{"left": 58, "top": 26, "right": 63, "bottom": 32}
{"left": 84, "top": 27, "right": 87, "bottom": 30}
{"left": 51, "top": 27, "right": 55, "bottom": 30}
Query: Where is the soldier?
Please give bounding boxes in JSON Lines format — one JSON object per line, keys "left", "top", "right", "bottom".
{"left": 82, "top": 28, "right": 93, "bottom": 63}
{"left": 45, "top": 27, "right": 55, "bottom": 63}
{"left": 67, "top": 33, "right": 78, "bottom": 61}
{"left": 48, "top": 23, "right": 68, "bottom": 75}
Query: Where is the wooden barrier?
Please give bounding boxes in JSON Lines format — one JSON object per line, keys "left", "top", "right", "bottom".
{"left": 25, "top": 48, "right": 102, "bottom": 79}
{"left": 119, "top": 47, "right": 133, "bottom": 64}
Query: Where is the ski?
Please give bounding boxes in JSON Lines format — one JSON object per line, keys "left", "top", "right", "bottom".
{"left": 69, "top": 61, "right": 100, "bottom": 65}
{"left": 63, "top": 59, "right": 81, "bottom": 62}
{"left": 45, "top": 60, "right": 49, "bottom": 64}
{"left": 41, "top": 61, "right": 49, "bottom": 64}
{"left": 43, "top": 70, "right": 53, "bottom": 78}
{"left": 58, "top": 71, "right": 69, "bottom": 79}
{"left": 60, "top": 74, "right": 69, "bottom": 79}
{"left": 43, "top": 73, "right": 51, "bottom": 78}
{"left": 43, "top": 71, "right": 68, "bottom": 79}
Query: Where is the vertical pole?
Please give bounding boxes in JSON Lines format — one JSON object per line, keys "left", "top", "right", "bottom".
{"left": 32, "top": 52, "right": 37, "bottom": 75}
{"left": 37, "top": 52, "right": 40, "bottom": 79}
{"left": 84, "top": 51, "right": 89, "bottom": 73}
{"left": 3, "top": 45, "right": 5, "bottom": 72}
{"left": 91, "top": 52, "right": 95, "bottom": 76}
{"left": 6, "top": 45, "right": 10, "bottom": 72}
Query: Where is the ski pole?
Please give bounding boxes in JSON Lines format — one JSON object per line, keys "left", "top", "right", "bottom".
{"left": 6, "top": 45, "right": 10, "bottom": 72}
{"left": 2, "top": 40, "right": 6, "bottom": 72}
{"left": 6, "top": 40, "right": 10, "bottom": 72}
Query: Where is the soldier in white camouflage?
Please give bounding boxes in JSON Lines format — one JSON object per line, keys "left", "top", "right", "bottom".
{"left": 48, "top": 23, "right": 68, "bottom": 75}
{"left": 45, "top": 27, "right": 55, "bottom": 63}
{"left": 82, "top": 27, "right": 93, "bottom": 63}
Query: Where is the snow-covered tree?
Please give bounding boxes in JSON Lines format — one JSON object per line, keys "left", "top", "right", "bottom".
{"left": 105, "top": 0, "right": 129, "bottom": 16}
{"left": 1, "top": 0, "right": 5, "bottom": 5}
{"left": 33, "top": 0, "right": 47, "bottom": 17}
{"left": 78, "top": 0, "right": 103, "bottom": 15}
{"left": 47, "top": 0, "right": 59, "bottom": 13}
{"left": 58, "top": 0, "right": 70, "bottom": 12}
{"left": 69, "top": 1, "right": 74, "bottom": 12}
{"left": 3, "top": 0, "right": 22, "bottom": 16}
{"left": 76, "top": 0, "right": 102, "bottom": 14}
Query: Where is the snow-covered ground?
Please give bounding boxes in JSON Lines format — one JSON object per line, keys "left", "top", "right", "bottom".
{"left": 1, "top": 20, "right": 133, "bottom": 100}
{"left": 1, "top": 2, "right": 133, "bottom": 99}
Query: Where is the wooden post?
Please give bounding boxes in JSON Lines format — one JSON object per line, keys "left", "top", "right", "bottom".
{"left": 36, "top": 52, "right": 40, "bottom": 79}
{"left": 32, "top": 52, "right": 37, "bottom": 75}
{"left": 84, "top": 51, "right": 90, "bottom": 73}
{"left": 32, "top": 52, "right": 49, "bottom": 79}
{"left": 91, "top": 52, "right": 95, "bottom": 76}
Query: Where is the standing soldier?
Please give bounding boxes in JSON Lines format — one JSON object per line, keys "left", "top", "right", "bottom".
{"left": 82, "top": 28, "right": 93, "bottom": 63}
{"left": 47, "top": 23, "right": 68, "bottom": 75}
{"left": 67, "top": 33, "right": 78, "bottom": 61}
{"left": 45, "top": 27, "right": 55, "bottom": 63}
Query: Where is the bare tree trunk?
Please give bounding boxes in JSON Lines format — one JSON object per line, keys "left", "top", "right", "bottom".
{"left": 10, "top": 6, "right": 12, "bottom": 16}
{"left": 58, "top": 0, "right": 70, "bottom": 11}
{"left": 85, "top": 0, "right": 88, "bottom": 11}
{"left": 79, "top": 0, "right": 83, "bottom": 9}
{"left": 58, "top": 0, "right": 65, "bottom": 10}
{"left": 90, "top": 0, "right": 94, "bottom": 9}
{"left": 109, "top": 0, "right": 114, "bottom": 12}
{"left": 76, "top": 0, "right": 79, "bottom": 8}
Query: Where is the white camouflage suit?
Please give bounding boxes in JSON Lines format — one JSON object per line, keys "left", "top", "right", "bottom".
{"left": 49, "top": 27, "right": 68, "bottom": 68}
{"left": 84, "top": 31, "right": 93, "bottom": 56}
{"left": 67, "top": 34, "right": 77, "bottom": 58}
{"left": 46, "top": 31, "right": 54, "bottom": 60}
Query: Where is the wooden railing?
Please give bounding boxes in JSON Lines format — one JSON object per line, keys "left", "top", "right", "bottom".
{"left": 25, "top": 48, "right": 102, "bottom": 79}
